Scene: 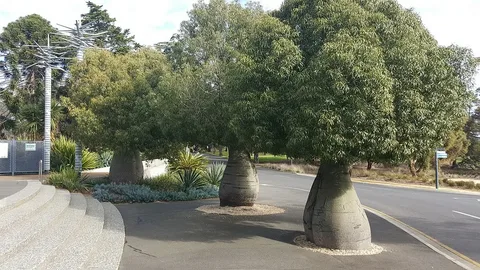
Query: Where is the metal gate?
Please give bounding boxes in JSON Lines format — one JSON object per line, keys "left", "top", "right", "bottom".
{"left": 0, "top": 140, "right": 44, "bottom": 175}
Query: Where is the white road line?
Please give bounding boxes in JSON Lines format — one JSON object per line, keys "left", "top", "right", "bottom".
{"left": 452, "top": 210, "right": 480, "bottom": 221}
{"left": 453, "top": 198, "right": 458, "bottom": 200}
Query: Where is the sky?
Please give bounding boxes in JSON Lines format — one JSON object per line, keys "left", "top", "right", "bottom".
{"left": 0, "top": 0, "right": 479, "bottom": 86}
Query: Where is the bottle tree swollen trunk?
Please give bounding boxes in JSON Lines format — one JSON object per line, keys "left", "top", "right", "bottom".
{"left": 109, "top": 149, "right": 144, "bottom": 183}
{"left": 304, "top": 162, "right": 371, "bottom": 250}
{"left": 219, "top": 148, "right": 259, "bottom": 207}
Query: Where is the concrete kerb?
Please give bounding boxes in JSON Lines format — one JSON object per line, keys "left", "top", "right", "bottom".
{"left": 296, "top": 172, "right": 480, "bottom": 269}
{"left": 364, "top": 206, "right": 480, "bottom": 270}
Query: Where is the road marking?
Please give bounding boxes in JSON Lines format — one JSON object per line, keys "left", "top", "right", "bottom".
{"left": 453, "top": 198, "right": 458, "bottom": 200}
{"left": 452, "top": 210, "right": 480, "bottom": 221}
{"left": 365, "top": 206, "right": 480, "bottom": 269}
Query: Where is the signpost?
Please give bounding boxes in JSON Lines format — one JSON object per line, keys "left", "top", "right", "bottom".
{"left": 435, "top": 149, "right": 448, "bottom": 189}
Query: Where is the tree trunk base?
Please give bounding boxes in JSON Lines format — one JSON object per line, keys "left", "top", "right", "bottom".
{"left": 303, "top": 163, "right": 371, "bottom": 250}
{"left": 219, "top": 148, "right": 259, "bottom": 207}
{"left": 109, "top": 150, "right": 144, "bottom": 183}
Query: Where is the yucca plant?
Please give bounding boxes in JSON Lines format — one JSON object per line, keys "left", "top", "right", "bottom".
{"left": 176, "top": 169, "right": 204, "bottom": 191}
{"left": 98, "top": 151, "right": 114, "bottom": 167}
{"left": 47, "top": 167, "right": 90, "bottom": 193}
{"left": 169, "top": 150, "right": 208, "bottom": 172}
{"left": 51, "top": 135, "right": 99, "bottom": 171}
{"left": 203, "top": 163, "right": 226, "bottom": 186}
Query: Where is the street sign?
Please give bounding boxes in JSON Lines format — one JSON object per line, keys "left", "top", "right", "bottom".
{"left": 435, "top": 150, "right": 448, "bottom": 190}
{"left": 25, "top": 143, "right": 36, "bottom": 152}
{"left": 436, "top": 150, "right": 448, "bottom": 159}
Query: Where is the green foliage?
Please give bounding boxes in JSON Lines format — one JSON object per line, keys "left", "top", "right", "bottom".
{"left": 169, "top": 150, "right": 208, "bottom": 172}
{"left": 92, "top": 183, "right": 218, "bottom": 203}
{"left": 51, "top": 136, "right": 99, "bottom": 171}
{"left": 176, "top": 169, "right": 204, "bottom": 191}
{"left": 202, "top": 163, "right": 226, "bottom": 186}
{"left": 275, "top": 0, "right": 472, "bottom": 165}
{"left": 443, "top": 127, "right": 470, "bottom": 165}
{"left": 140, "top": 173, "right": 181, "bottom": 192}
{"left": 167, "top": 0, "right": 302, "bottom": 152}
{"left": 66, "top": 48, "right": 179, "bottom": 158}
{"left": 47, "top": 167, "right": 90, "bottom": 193}
{"left": 81, "top": 1, "right": 140, "bottom": 54}
{"left": 0, "top": 14, "right": 67, "bottom": 137}
{"left": 98, "top": 151, "right": 114, "bottom": 167}
{"left": 257, "top": 154, "right": 288, "bottom": 164}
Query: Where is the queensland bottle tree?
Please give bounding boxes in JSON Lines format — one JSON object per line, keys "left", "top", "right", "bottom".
{"left": 274, "top": 0, "right": 472, "bottom": 250}
{"left": 164, "top": 0, "right": 301, "bottom": 206}
{"left": 65, "top": 48, "right": 181, "bottom": 183}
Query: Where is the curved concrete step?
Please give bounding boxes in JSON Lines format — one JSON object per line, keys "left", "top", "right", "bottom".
{"left": 0, "top": 189, "right": 70, "bottom": 258}
{"left": 38, "top": 196, "right": 105, "bottom": 270}
{"left": 0, "top": 180, "right": 42, "bottom": 215}
{"left": 0, "top": 193, "right": 87, "bottom": 270}
{"left": 0, "top": 185, "right": 56, "bottom": 231}
{"left": 82, "top": 202, "right": 125, "bottom": 270}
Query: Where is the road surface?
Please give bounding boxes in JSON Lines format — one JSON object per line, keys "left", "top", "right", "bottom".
{"left": 255, "top": 168, "right": 480, "bottom": 263}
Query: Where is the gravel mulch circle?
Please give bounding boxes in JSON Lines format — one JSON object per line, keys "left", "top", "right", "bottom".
{"left": 294, "top": 235, "right": 383, "bottom": 256}
{"left": 196, "top": 204, "right": 285, "bottom": 216}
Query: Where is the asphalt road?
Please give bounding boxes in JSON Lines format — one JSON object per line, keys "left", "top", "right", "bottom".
{"left": 255, "top": 168, "right": 480, "bottom": 263}
{"left": 0, "top": 180, "right": 26, "bottom": 199}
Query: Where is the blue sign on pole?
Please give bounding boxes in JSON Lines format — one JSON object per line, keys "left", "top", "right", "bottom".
{"left": 435, "top": 150, "right": 448, "bottom": 190}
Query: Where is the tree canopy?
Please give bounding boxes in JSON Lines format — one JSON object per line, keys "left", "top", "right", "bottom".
{"left": 65, "top": 48, "right": 178, "bottom": 156}
{"left": 275, "top": 0, "right": 472, "bottom": 165}
{"left": 167, "top": 0, "right": 301, "bottom": 153}
{"left": 0, "top": 14, "right": 65, "bottom": 139}
{"left": 81, "top": 1, "right": 140, "bottom": 54}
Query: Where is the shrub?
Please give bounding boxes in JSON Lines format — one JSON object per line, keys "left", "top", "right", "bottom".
{"left": 476, "top": 183, "right": 480, "bottom": 189}
{"left": 455, "top": 180, "right": 466, "bottom": 187}
{"left": 169, "top": 150, "right": 208, "bottom": 172}
{"left": 92, "top": 183, "right": 219, "bottom": 203}
{"left": 98, "top": 151, "right": 114, "bottom": 167}
{"left": 177, "top": 169, "right": 204, "bottom": 191}
{"left": 140, "top": 173, "right": 181, "bottom": 192}
{"left": 51, "top": 136, "right": 99, "bottom": 171}
{"left": 447, "top": 180, "right": 456, "bottom": 187}
{"left": 47, "top": 167, "right": 90, "bottom": 193}
{"left": 464, "top": 181, "right": 475, "bottom": 189}
{"left": 203, "top": 163, "right": 226, "bottom": 186}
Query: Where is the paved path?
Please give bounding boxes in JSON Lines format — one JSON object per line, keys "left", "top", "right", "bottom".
{"left": 257, "top": 169, "right": 480, "bottom": 263}
{"left": 117, "top": 171, "right": 464, "bottom": 269}
{"left": 0, "top": 180, "right": 26, "bottom": 199}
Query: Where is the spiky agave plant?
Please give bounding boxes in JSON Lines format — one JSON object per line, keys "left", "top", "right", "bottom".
{"left": 176, "top": 169, "right": 204, "bottom": 191}
{"left": 169, "top": 150, "right": 208, "bottom": 172}
{"left": 203, "top": 162, "right": 226, "bottom": 186}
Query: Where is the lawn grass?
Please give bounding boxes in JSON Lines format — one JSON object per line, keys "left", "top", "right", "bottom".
{"left": 257, "top": 154, "right": 287, "bottom": 163}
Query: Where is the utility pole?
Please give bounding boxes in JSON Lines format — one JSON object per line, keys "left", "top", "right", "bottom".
{"left": 44, "top": 34, "right": 52, "bottom": 172}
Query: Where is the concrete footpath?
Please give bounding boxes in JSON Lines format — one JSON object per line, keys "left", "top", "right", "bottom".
{"left": 117, "top": 199, "right": 462, "bottom": 270}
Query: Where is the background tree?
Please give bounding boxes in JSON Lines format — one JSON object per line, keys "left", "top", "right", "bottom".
{"left": 167, "top": 0, "right": 301, "bottom": 206}
{"left": 0, "top": 14, "right": 66, "bottom": 139}
{"left": 275, "top": 0, "right": 471, "bottom": 250}
{"left": 81, "top": 1, "right": 140, "bottom": 54}
{"left": 66, "top": 48, "right": 178, "bottom": 183}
